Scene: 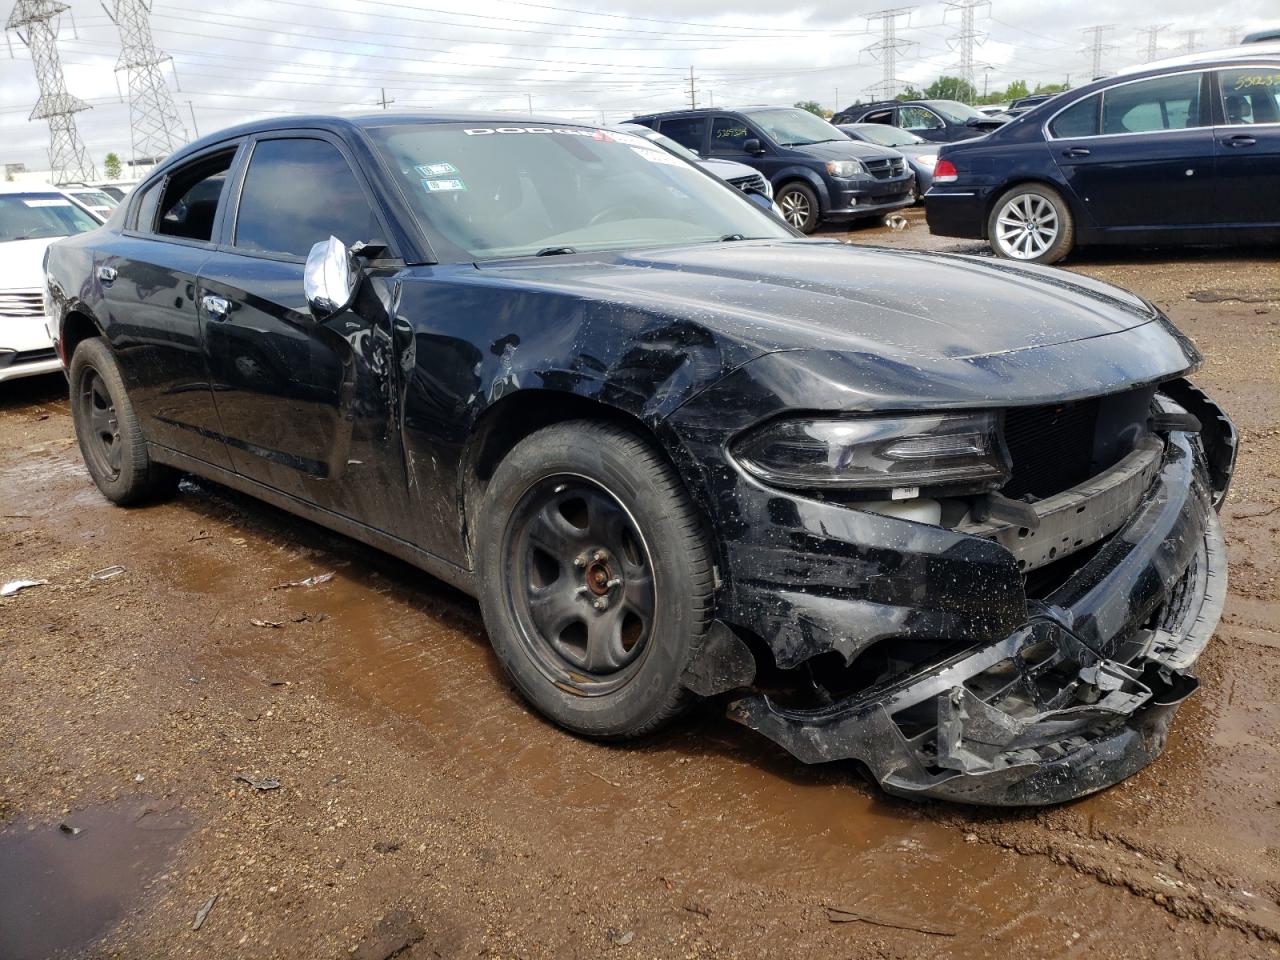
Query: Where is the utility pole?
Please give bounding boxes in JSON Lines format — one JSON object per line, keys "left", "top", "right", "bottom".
{"left": 687, "top": 65, "right": 697, "bottom": 109}
{"left": 105, "top": 0, "right": 188, "bottom": 172}
{"left": 863, "top": 7, "right": 916, "bottom": 100}
{"left": 186, "top": 99, "right": 198, "bottom": 138}
{"left": 526, "top": 93, "right": 532, "bottom": 115}
{"left": 6, "top": 0, "right": 95, "bottom": 184}
{"left": 375, "top": 87, "right": 394, "bottom": 109}
{"left": 1180, "top": 29, "right": 1201, "bottom": 53}
{"left": 983, "top": 65, "right": 992, "bottom": 98}
{"left": 1080, "top": 24, "right": 1116, "bottom": 80}
{"left": 1137, "top": 24, "right": 1170, "bottom": 62}
{"left": 943, "top": 0, "right": 988, "bottom": 103}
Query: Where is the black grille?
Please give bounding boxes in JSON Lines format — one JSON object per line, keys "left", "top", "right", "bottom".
{"left": 728, "top": 172, "right": 767, "bottom": 194}
{"left": 1002, "top": 398, "right": 1101, "bottom": 500}
{"left": 865, "top": 157, "right": 907, "bottom": 180}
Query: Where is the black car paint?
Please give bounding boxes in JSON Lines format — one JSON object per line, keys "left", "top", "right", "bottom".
{"left": 926, "top": 54, "right": 1280, "bottom": 247}
{"left": 46, "top": 113, "right": 1235, "bottom": 805}
{"left": 627, "top": 108, "right": 914, "bottom": 224}
{"left": 833, "top": 100, "right": 1005, "bottom": 142}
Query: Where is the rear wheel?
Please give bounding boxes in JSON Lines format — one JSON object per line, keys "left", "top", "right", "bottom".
{"left": 987, "top": 184, "right": 1075, "bottom": 264}
{"left": 474, "top": 421, "right": 714, "bottom": 738}
{"left": 776, "top": 181, "right": 820, "bottom": 233}
{"left": 69, "top": 337, "right": 178, "bottom": 505}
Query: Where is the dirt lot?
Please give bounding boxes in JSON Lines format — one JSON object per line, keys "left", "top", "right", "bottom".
{"left": 2, "top": 213, "right": 1278, "bottom": 959}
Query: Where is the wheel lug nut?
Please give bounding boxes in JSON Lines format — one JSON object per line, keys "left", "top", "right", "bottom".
{"left": 592, "top": 549, "right": 607, "bottom": 562}
{"left": 573, "top": 554, "right": 587, "bottom": 568}
{"left": 593, "top": 597, "right": 608, "bottom": 610}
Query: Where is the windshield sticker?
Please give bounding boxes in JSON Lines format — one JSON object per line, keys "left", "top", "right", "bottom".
{"left": 421, "top": 178, "right": 466, "bottom": 193}
{"left": 631, "top": 147, "right": 684, "bottom": 167}
{"left": 415, "top": 162, "right": 458, "bottom": 177}
{"left": 462, "top": 126, "right": 648, "bottom": 148}
{"left": 22, "top": 197, "right": 72, "bottom": 207}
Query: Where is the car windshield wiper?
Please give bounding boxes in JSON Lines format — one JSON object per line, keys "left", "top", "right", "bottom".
{"left": 535, "top": 246, "right": 577, "bottom": 257}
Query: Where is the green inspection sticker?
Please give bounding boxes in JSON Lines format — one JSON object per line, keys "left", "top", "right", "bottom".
{"left": 421, "top": 178, "right": 466, "bottom": 193}
{"left": 415, "top": 162, "right": 458, "bottom": 177}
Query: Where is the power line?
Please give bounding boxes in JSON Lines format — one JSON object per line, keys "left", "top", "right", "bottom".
{"left": 863, "top": 7, "right": 916, "bottom": 100}
{"left": 105, "top": 0, "right": 188, "bottom": 171}
{"left": 5, "top": 0, "right": 95, "bottom": 183}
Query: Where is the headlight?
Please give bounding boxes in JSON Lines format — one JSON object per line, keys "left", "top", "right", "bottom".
{"left": 916, "top": 154, "right": 938, "bottom": 170}
{"left": 731, "top": 412, "right": 1008, "bottom": 491}
{"left": 759, "top": 178, "right": 774, "bottom": 199}
{"left": 826, "top": 160, "right": 866, "bottom": 178}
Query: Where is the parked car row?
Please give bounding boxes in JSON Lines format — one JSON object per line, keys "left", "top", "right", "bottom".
{"left": 926, "top": 44, "right": 1280, "bottom": 263}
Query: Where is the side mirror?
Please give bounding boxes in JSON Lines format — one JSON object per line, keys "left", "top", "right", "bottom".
{"left": 742, "top": 138, "right": 764, "bottom": 155}
{"left": 303, "top": 236, "right": 360, "bottom": 321}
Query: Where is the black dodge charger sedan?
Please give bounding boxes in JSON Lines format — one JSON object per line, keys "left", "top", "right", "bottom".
{"left": 45, "top": 113, "right": 1236, "bottom": 806}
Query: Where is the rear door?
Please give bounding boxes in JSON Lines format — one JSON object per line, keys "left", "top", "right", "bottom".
{"left": 196, "top": 132, "right": 413, "bottom": 531}
{"left": 1049, "top": 71, "right": 1215, "bottom": 230}
{"left": 100, "top": 145, "right": 243, "bottom": 469}
{"left": 654, "top": 115, "right": 710, "bottom": 156}
{"left": 1212, "top": 64, "right": 1280, "bottom": 226}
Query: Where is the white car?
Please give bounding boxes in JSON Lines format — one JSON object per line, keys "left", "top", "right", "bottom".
{"left": 1, "top": 183, "right": 101, "bottom": 383}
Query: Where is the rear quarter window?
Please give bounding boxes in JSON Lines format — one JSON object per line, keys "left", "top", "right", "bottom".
{"left": 1049, "top": 95, "right": 1101, "bottom": 138}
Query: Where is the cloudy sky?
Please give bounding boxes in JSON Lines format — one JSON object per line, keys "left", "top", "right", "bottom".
{"left": 1, "top": 0, "right": 1274, "bottom": 171}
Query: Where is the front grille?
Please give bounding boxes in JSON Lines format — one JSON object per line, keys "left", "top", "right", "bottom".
{"left": 728, "top": 172, "right": 767, "bottom": 194}
{"left": 1002, "top": 398, "right": 1101, "bottom": 500}
{"left": 0, "top": 347, "right": 57, "bottom": 369}
{"left": 0, "top": 288, "right": 43, "bottom": 319}
{"left": 865, "top": 157, "right": 907, "bottom": 180}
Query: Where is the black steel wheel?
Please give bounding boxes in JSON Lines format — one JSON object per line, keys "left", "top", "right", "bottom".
{"left": 475, "top": 420, "right": 714, "bottom": 739}
{"left": 69, "top": 337, "right": 178, "bottom": 505}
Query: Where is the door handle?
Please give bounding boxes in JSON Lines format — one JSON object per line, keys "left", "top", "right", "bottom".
{"left": 201, "top": 294, "right": 231, "bottom": 320}
{"left": 1062, "top": 147, "right": 1091, "bottom": 158}
{"left": 96, "top": 265, "right": 116, "bottom": 284}
{"left": 1223, "top": 135, "right": 1257, "bottom": 147}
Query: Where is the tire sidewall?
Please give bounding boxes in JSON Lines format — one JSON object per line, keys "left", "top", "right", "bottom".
{"left": 69, "top": 338, "right": 149, "bottom": 502}
{"left": 987, "top": 184, "right": 1074, "bottom": 264}
{"left": 474, "top": 424, "right": 709, "bottom": 738}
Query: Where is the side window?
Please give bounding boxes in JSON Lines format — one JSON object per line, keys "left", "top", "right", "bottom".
{"left": 657, "top": 117, "right": 708, "bottom": 153}
{"left": 131, "top": 178, "right": 163, "bottom": 232}
{"left": 1218, "top": 67, "right": 1280, "bottom": 125}
{"left": 900, "top": 107, "right": 943, "bottom": 131}
{"left": 155, "top": 150, "right": 236, "bottom": 242}
{"left": 233, "top": 138, "right": 381, "bottom": 260}
{"left": 1101, "top": 72, "right": 1204, "bottom": 135}
{"left": 709, "top": 116, "right": 752, "bottom": 154}
{"left": 1049, "top": 95, "right": 1101, "bottom": 138}
{"left": 863, "top": 109, "right": 895, "bottom": 125}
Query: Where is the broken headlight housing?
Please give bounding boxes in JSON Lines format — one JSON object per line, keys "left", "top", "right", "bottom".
{"left": 731, "top": 412, "right": 1009, "bottom": 492}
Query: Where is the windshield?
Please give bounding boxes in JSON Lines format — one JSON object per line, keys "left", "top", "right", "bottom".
{"left": 847, "top": 124, "right": 924, "bottom": 147}
{"left": 71, "top": 189, "right": 117, "bottom": 208}
{"left": 741, "top": 108, "right": 844, "bottom": 146}
{"left": 0, "top": 193, "right": 99, "bottom": 242}
{"left": 928, "top": 100, "right": 985, "bottom": 123}
{"left": 368, "top": 122, "right": 790, "bottom": 260}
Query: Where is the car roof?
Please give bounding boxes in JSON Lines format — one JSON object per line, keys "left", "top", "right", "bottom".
{"left": 1116, "top": 41, "right": 1280, "bottom": 75}
{"left": 0, "top": 181, "right": 65, "bottom": 194}
{"left": 1243, "top": 29, "right": 1280, "bottom": 43}
{"left": 632, "top": 105, "right": 801, "bottom": 121}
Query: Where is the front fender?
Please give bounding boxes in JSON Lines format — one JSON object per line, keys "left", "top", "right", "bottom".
{"left": 769, "top": 166, "right": 831, "bottom": 212}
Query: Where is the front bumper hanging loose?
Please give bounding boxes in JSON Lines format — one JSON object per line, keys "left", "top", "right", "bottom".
{"left": 727, "top": 429, "right": 1228, "bottom": 806}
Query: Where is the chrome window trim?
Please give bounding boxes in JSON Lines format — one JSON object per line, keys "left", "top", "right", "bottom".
{"left": 1042, "top": 67, "right": 1214, "bottom": 141}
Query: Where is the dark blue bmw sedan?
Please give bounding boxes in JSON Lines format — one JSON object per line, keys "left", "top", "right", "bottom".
{"left": 926, "top": 44, "right": 1280, "bottom": 263}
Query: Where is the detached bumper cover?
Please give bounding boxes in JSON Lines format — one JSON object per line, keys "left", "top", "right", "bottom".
{"left": 727, "top": 430, "right": 1228, "bottom": 805}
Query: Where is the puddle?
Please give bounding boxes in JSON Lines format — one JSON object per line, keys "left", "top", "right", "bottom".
{"left": 0, "top": 801, "right": 190, "bottom": 960}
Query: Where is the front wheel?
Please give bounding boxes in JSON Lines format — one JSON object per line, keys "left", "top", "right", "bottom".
{"left": 474, "top": 421, "right": 714, "bottom": 739}
{"left": 776, "top": 181, "right": 820, "bottom": 234}
{"left": 987, "top": 184, "right": 1075, "bottom": 264}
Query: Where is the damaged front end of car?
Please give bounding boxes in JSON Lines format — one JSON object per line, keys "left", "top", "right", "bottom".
{"left": 666, "top": 335, "right": 1236, "bottom": 806}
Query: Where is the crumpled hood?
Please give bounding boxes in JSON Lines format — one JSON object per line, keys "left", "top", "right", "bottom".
{"left": 0, "top": 237, "right": 55, "bottom": 292}
{"left": 476, "top": 239, "right": 1161, "bottom": 364}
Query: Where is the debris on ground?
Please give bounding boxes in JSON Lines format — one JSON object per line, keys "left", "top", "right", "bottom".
{"left": 884, "top": 213, "right": 910, "bottom": 231}
{"left": 825, "top": 904, "right": 955, "bottom": 937}
{"left": 249, "top": 618, "right": 282, "bottom": 629}
{"left": 606, "top": 928, "right": 634, "bottom": 946}
{"left": 89, "top": 565, "right": 127, "bottom": 581}
{"left": 1, "top": 579, "right": 48, "bottom": 597}
{"left": 271, "top": 572, "right": 335, "bottom": 590}
{"left": 289, "top": 611, "right": 327, "bottom": 623}
{"left": 58, "top": 822, "right": 81, "bottom": 835}
{"left": 350, "top": 909, "right": 425, "bottom": 960}
{"left": 192, "top": 894, "right": 218, "bottom": 931}
{"left": 233, "top": 774, "right": 281, "bottom": 791}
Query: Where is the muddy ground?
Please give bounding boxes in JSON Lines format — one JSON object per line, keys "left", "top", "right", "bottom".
{"left": 1, "top": 212, "right": 1278, "bottom": 959}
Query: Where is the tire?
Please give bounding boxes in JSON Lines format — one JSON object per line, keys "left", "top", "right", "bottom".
{"left": 474, "top": 420, "right": 714, "bottom": 739}
{"left": 776, "top": 181, "right": 821, "bottom": 234}
{"left": 69, "top": 337, "right": 178, "bottom": 505}
{"left": 987, "top": 183, "right": 1075, "bottom": 264}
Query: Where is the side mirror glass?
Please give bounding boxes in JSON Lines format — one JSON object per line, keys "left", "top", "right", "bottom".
{"left": 743, "top": 138, "right": 763, "bottom": 155}
{"left": 303, "top": 235, "right": 360, "bottom": 321}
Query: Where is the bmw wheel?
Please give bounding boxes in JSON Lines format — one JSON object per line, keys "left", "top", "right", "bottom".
{"left": 987, "top": 184, "right": 1075, "bottom": 265}
{"left": 776, "top": 181, "right": 820, "bottom": 234}
{"left": 474, "top": 421, "right": 714, "bottom": 739}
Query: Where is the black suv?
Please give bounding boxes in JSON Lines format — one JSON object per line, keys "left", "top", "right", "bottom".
{"left": 629, "top": 106, "right": 913, "bottom": 232}
{"left": 833, "top": 99, "right": 1006, "bottom": 142}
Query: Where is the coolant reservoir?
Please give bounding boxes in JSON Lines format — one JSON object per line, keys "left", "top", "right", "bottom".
{"left": 861, "top": 498, "right": 943, "bottom": 525}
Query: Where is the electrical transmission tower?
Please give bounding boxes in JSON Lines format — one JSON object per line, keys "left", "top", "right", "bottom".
{"left": 863, "top": 7, "right": 916, "bottom": 100}
{"left": 1081, "top": 24, "right": 1116, "bottom": 80}
{"left": 1137, "top": 24, "right": 1170, "bottom": 62}
{"left": 943, "top": 0, "right": 988, "bottom": 103}
{"left": 6, "top": 0, "right": 95, "bottom": 184}
{"left": 1180, "top": 29, "right": 1201, "bottom": 53}
{"left": 106, "top": 0, "right": 187, "bottom": 171}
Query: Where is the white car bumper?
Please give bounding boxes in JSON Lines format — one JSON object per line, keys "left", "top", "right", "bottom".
{"left": 0, "top": 287, "right": 61, "bottom": 383}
